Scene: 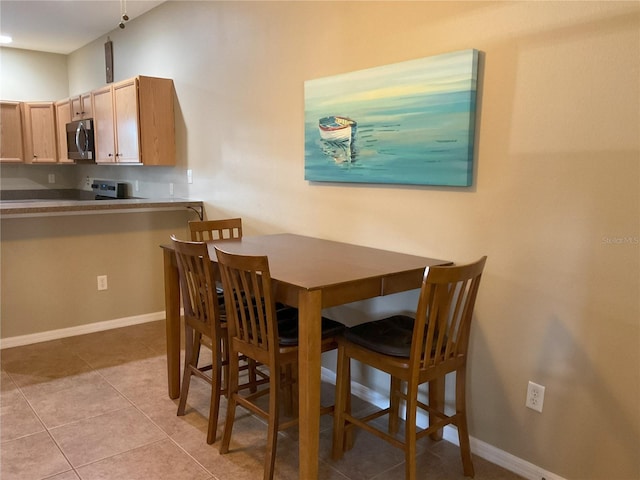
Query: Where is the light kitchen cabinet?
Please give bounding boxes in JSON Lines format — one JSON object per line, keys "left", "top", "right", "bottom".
{"left": 22, "top": 102, "right": 58, "bottom": 164}
{"left": 70, "top": 92, "right": 92, "bottom": 121}
{"left": 92, "top": 76, "right": 175, "bottom": 166}
{"left": 92, "top": 84, "right": 116, "bottom": 163}
{"left": 1, "top": 101, "right": 24, "bottom": 163}
{"left": 54, "top": 99, "right": 74, "bottom": 163}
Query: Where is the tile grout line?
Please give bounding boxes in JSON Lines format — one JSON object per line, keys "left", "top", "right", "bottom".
{"left": 3, "top": 369, "right": 79, "bottom": 479}
{"left": 90, "top": 359, "right": 218, "bottom": 479}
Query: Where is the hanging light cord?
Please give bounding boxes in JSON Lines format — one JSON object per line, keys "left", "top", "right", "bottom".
{"left": 119, "top": 0, "right": 129, "bottom": 29}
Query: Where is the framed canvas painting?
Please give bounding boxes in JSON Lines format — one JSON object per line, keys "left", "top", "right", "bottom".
{"left": 304, "top": 49, "right": 479, "bottom": 186}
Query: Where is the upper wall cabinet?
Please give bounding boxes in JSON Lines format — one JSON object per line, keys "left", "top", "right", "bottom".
{"left": 1, "top": 101, "right": 24, "bottom": 163}
{"left": 93, "top": 78, "right": 136, "bottom": 163}
{"left": 70, "top": 92, "right": 92, "bottom": 121}
{"left": 55, "top": 99, "right": 74, "bottom": 164}
{"left": 92, "top": 85, "right": 115, "bottom": 163}
{"left": 93, "top": 76, "right": 175, "bottom": 166}
{"left": 22, "top": 102, "right": 58, "bottom": 164}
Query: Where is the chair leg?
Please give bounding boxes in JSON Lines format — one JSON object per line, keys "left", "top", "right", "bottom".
{"left": 389, "top": 376, "right": 401, "bottom": 436}
{"left": 291, "top": 362, "right": 299, "bottom": 417}
{"left": 193, "top": 334, "right": 203, "bottom": 365}
{"left": 331, "top": 345, "right": 349, "bottom": 460}
{"left": 177, "top": 327, "right": 197, "bottom": 416}
{"left": 428, "top": 377, "right": 445, "bottom": 441}
{"left": 248, "top": 358, "right": 258, "bottom": 393}
{"left": 344, "top": 357, "right": 353, "bottom": 451}
{"left": 221, "top": 337, "right": 230, "bottom": 397}
{"left": 280, "top": 362, "right": 299, "bottom": 417}
{"left": 206, "top": 341, "right": 223, "bottom": 445}
{"left": 220, "top": 350, "right": 240, "bottom": 455}
{"left": 264, "top": 366, "right": 280, "bottom": 480}
{"left": 405, "top": 384, "right": 418, "bottom": 480}
{"left": 281, "top": 364, "right": 294, "bottom": 416}
{"left": 456, "top": 367, "right": 474, "bottom": 477}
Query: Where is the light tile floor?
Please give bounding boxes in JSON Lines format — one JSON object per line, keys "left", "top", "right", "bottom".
{"left": 1, "top": 320, "right": 524, "bottom": 480}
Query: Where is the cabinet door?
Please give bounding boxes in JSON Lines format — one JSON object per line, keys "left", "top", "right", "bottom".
{"left": 23, "top": 102, "right": 57, "bottom": 163}
{"left": 55, "top": 99, "right": 73, "bottom": 163}
{"left": 71, "top": 92, "right": 92, "bottom": 120}
{"left": 81, "top": 93, "right": 93, "bottom": 119}
{"left": 92, "top": 85, "right": 116, "bottom": 163}
{"left": 1, "top": 102, "right": 24, "bottom": 162}
{"left": 137, "top": 76, "right": 176, "bottom": 166}
{"left": 113, "top": 78, "right": 140, "bottom": 163}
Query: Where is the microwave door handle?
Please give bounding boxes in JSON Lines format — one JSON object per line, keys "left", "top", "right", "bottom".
{"left": 75, "top": 123, "right": 88, "bottom": 156}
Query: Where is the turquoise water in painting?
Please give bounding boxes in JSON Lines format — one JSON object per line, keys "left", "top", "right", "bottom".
{"left": 304, "top": 50, "right": 478, "bottom": 187}
{"left": 304, "top": 89, "right": 476, "bottom": 186}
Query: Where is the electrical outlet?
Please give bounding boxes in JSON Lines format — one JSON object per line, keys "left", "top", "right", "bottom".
{"left": 187, "top": 169, "right": 193, "bottom": 184}
{"left": 48, "top": 173, "right": 55, "bottom": 184}
{"left": 526, "top": 381, "right": 545, "bottom": 412}
{"left": 169, "top": 183, "right": 174, "bottom": 196}
{"left": 97, "top": 275, "right": 108, "bottom": 291}
{"left": 135, "top": 180, "right": 139, "bottom": 192}
{"left": 85, "top": 176, "right": 91, "bottom": 187}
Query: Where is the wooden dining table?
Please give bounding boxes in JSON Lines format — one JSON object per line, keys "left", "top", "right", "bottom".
{"left": 161, "top": 233, "right": 450, "bottom": 479}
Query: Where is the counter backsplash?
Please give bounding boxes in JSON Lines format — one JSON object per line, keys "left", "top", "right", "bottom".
{"left": 0, "top": 163, "right": 187, "bottom": 200}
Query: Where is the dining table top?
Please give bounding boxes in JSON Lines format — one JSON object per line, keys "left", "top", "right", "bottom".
{"left": 182, "top": 233, "right": 453, "bottom": 304}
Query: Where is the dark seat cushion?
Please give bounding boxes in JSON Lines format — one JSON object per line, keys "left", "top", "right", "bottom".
{"left": 277, "top": 309, "right": 345, "bottom": 346}
{"left": 345, "top": 315, "right": 416, "bottom": 357}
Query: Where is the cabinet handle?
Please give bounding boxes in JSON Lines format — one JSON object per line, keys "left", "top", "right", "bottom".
{"left": 108, "top": 153, "right": 113, "bottom": 157}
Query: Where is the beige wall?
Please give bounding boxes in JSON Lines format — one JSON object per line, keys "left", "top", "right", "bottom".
{"left": 1, "top": 211, "right": 190, "bottom": 337}
{"left": 1, "top": 2, "right": 638, "bottom": 479}
{"left": 0, "top": 47, "right": 68, "bottom": 100}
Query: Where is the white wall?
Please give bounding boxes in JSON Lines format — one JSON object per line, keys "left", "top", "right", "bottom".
{"left": 2, "top": 2, "right": 639, "bottom": 479}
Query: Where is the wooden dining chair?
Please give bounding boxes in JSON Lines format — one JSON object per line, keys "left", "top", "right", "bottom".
{"left": 189, "top": 217, "right": 264, "bottom": 387}
{"left": 331, "top": 257, "right": 487, "bottom": 480}
{"left": 171, "top": 235, "right": 267, "bottom": 445}
{"left": 189, "top": 218, "right": 242, "bottom": 242}
{"left": 215, "top": 246, "right": 344, "bottom": 480}
{"left": 171, "top": 235, "right": 227, "bottom": 445}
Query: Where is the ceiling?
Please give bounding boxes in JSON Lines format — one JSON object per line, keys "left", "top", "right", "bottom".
{"left": 0, "top": 1, "right": 166, "bottom": 55}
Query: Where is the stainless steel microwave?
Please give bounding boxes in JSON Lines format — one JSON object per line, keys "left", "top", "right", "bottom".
{"left": 66, "top": 119, "right": 95, "bottom": 161}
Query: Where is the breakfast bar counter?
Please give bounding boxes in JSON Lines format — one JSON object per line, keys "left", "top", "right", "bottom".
{"left": 0, "top": 197, "right": 204, "bottom": 218}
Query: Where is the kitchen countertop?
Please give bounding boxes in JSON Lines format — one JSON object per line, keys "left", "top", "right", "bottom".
{"left": 0, "top": 197, "right": 204, "bottom": 218}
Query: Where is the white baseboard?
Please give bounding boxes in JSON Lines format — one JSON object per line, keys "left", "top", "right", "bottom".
{"left": 321, "top": 367, "right": 565, "bottom": 480}
{"left": 0, "top": 311, "right": 166, "bottom": 350}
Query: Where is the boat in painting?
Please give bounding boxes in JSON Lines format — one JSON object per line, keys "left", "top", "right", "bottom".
{"left": 318, "top": 116, "right": 357, "bottom": 142}
{"left": 318, "top": 116, "right": 358, "bottom": 163}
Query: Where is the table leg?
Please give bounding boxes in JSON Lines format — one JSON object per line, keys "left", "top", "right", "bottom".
{"left": 163, "top": 248, "right": 181, "bottom": 399}
{"left": 298, "top": 289, "right": 322, "bottom": 480}
{"left": 428, "top": 377, "right": 445, "bottom": 440}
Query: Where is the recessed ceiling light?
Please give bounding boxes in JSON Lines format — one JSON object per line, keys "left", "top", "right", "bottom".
{"left": 0, "top": 35, "right": 13, "bottom": 44}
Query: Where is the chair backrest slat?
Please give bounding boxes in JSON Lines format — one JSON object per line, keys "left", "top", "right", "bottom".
{"left": 189, "top": 218, "right": 243, "bottom": 242}
{"left": 413, "top": 257, "right": 487, "bottom": 371}
{"left": 216, "top": 247, "right": 278, "bottom": 359}
{"left": 171, "top": 235, "right": 223, "bottom": 337}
